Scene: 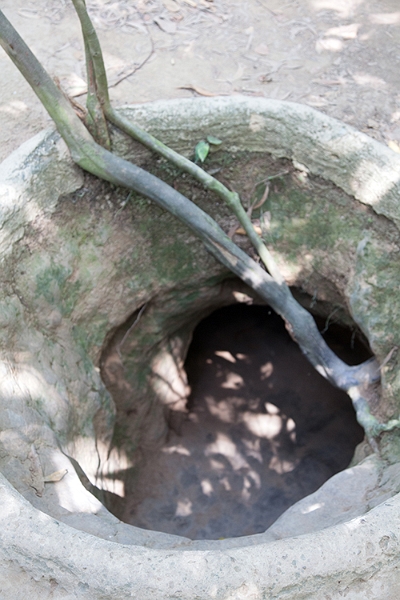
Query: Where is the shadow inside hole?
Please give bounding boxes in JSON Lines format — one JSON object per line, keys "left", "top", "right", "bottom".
{"left": 125, "top": 303, "right": 369, "bottom": 540}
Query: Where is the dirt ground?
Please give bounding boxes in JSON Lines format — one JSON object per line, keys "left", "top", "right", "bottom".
{"left": 123, "top": 304, "right": 367, "bottom": 539}
{"left": 1, "top": 0, "right": 400, "bottom": 163}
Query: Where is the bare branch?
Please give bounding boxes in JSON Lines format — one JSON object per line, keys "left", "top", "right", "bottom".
{"left": 0, "top": 7, "right": 388, "bottom": 443}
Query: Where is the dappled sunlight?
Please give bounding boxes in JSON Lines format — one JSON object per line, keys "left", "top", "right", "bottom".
{"left": 242, "top": 437, "right": 262, "bottom": 463}
{"left": 350, "top": 158, "right": 400, "bottom": 206}
{"left": 150, "top": 346, "right": 189, "bottom": 411}
{"left": 302, "top": 501, "right": 325, "bottom": 514}
{"left": 260, "top": 361, "right": 273, "bottom": 380}
{"left": 219, "top": 476, "right": 231, "bottom": 491}
{"left": 324, "top": 23, "right": 360, "bottom": 39}
{"left": 242, "top": 412, "right": 282, "bottom": 439}
{"left": 220, "top": 371, "right": 244, "bottom": 390}
{"left": 308, "top": 0, "right": 364, "bottom": 19}
{"left": 100, "top": 476, "right": 125, "bottom": 498}
{"left": 209, "top": 458, "right": 226, "bottom": 471}
{"left": 315, "top": 21, "right": 361, "bottom": 53}
{"left": 303, "top": 122, "right": 400, "bottom": 206}
{"left": 369, "top": 12, "right": 400, "bottom": 25}
{"left": 200, "top": 479, "right": 213, "bottom": 496}
{"left": 275, "top": 254, "right": 314, "bottom": 283}
{"left": 214, "top": 350, "right": 236, "bottom": 363}
{"left": 232, "top": 291, "right": 254, "bottom": 304}
{"left": 175, "top": 498, "right": 192, "bottom": 517}
{"left": 124, "top": 303, "right": 366, "bottom": 539}
{"left": 0, "top": 359, "right": 68, "bottom": 431}
{"left": 0, "top": 358, "right": 132, "bottom": 511}
{"left": 80, "top": 437, "right": 131, "bottom": 498}
{"left": 316, "top": 37, "right": 344, "bottom": 53}
{"left": 204, "top": 430, "right": 263, "bottom": 503}
{"left": 269, "top": 455, "right": 299, "bottom": 475}
{"left": 0, "top": 99, "right": 28, "bottom": 116}
{"left": 241, "top": 471, "right": 261, "bottom": 502}
{"left": 286, "top": 417, "right": 296, "bottom": 443}
{"left": 352, "top": 73, "right": 386, "bottom": 89}
{"left": 390, "top": 110, "right": 400, "bottom": 123}
{"left": 46, "top": 447, "right": 113, "bottom": 514}
{"left": 205, "top": 432, "right": 250, "bottom": 471}
{"left": 265, "top": 402, "right": 280, "bottom": 415}
{"left": 162, "top": 444, "right": 191, "bottom": 456}
{"left": 205, "top": 395, "right": 236, "bottom": 423}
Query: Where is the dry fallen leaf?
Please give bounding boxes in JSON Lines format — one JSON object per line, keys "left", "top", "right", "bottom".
{"left": 369, "top": 12, "right": 400, "bottom": 25}
{"left": 229, "top": 63, "right": 245, "bottom": 81}
{"left": 367, "top": 118, "right": 379, "bottom": 129}
{"left": 312, "top": 77, "right": 345, "bottom": 86}
{"left": 324, "top": 23, "right": 360, "bottom": 39}
{"left": 388, "top": 140, "right": 400, "bottom": 153}
{"left": 258, "top": 74, "right": 273, "bottom": 83}
{"left": 18, "top": 9, "right": 40, "bottom": 18}
{"left": 235, "top": 224, "right": 263, "bottom": 236}
{"left": 163, "top": 0, "right": 181, "bottom": 12}
{"left": 28, "top": 444, "right": 44, "bottom": 497}
{"left": 254, "top": 43, "right": 269, "bottom": 56}
{"left": 154, "top": 16, "right": 177, "bottom": 33}
{"left": 62, "top": 73, "right": 88, "bottom": 97}
{"left": 44, "top": 469, "right": 68, "bottom": 483}
{"left": 178, "top": 84, "right": 227, "bottom": 96}
{"left": 315, "top": 38, "right": 343, "bottom": 53}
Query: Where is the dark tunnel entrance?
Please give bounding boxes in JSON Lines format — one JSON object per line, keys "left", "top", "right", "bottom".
{"left": 125, "top": 303, "right": 370, "bottom": 540}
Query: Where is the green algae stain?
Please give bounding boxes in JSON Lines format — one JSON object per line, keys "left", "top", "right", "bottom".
{"left": 265, "top": 184, "right": 366, "bottom": 263}
{"left": 72, "top": 314, "right": 110, "bottom": 370}
{"left": 35, "top": 263, "right": 82, "bottom": 317}
{"left": 152, "top": 238, "right": 199, "bottom": 283}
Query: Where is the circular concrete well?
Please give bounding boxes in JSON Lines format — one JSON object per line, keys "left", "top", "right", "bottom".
{"left": 1, "top": 97, "right": 400, "bottom": 598}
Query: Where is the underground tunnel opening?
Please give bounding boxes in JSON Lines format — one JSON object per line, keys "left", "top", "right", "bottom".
{"left": 108, "top": 301, "right": 372, "bottom": 541}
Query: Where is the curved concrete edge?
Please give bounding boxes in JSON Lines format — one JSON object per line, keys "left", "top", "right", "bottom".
{"left": 3, "top": 96, "right": 400, "bottom": 232}
{"left": 121, "top": 96, "right": 400, "bottom": 226}
{"left": 0, "top": 129, "right": 83, "bottom": 258}
{"left": 1, "top": 472, "right": 399, "bottom": 599}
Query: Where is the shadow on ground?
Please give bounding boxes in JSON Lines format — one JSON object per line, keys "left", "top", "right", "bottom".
{"left": 123, "top": 303, "right": 368, "bottom": 540}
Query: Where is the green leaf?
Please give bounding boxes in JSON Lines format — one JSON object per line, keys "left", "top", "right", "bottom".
{"left": 195, "top": 140, "right": 210, "bottom": 163}
{"left": 206, "top": 135, "right": 222, "bottom": 145}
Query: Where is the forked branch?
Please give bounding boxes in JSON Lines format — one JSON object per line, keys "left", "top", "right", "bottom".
{"left": 0, "top": 7, "right": 389, "bottom": 443}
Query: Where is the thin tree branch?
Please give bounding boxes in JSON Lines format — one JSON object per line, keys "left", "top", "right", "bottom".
{"left": 66, "top": 2, "right": 380, "bottom": 388}
{"left": 0, "top": 8, "right": 388, "bottom": 442}
{"left": 0, "top": 9, "right": 379, "bottom": 393}
{"left": 0, "top": 10, "right": 93, "bottom": 163}
{"left": 70, "top": 0, "right": 285, "bottom": 284}
{"left": 71, "top": 0, "right": 110, "bottom": 148}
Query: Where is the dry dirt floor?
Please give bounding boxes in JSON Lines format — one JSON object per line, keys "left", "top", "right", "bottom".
{"left": 123, "top": 304, "right": 368, "bottom": 540}
{"left": 1, "top": 0, "right": 400, "bottom": 163}
{"left": 1, "top": 0, "right": 399, "bottom": 539}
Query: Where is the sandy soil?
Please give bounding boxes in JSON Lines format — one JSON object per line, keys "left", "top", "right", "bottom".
{"left": 1, "top": 0, "right": 400, "bottom": 163}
